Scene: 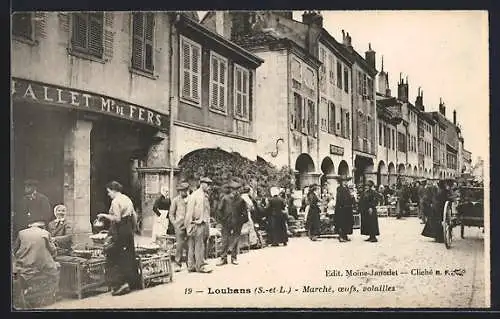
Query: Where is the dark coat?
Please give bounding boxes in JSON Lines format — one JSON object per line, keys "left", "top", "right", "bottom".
{"left": 359, "top": 189, "right": 380, "bottom": 236}
{"left": 15, "top": 192, "right": 52, "bottom": 235}
{"left": 305, "top": 192, "right": 321, "bottom": 236}
{"left": 334, "top": 185, "right": 354, "bottom": 235}
{"left": 267, "top": 196, "right": 288, "bottom": 244}
{"left": 153, "top": 195, "right": 171, "bottom": 217}
{"left": 422, "top": 188, "right": 450, "bottom": 241}
{"left": 217, "top": 194, "right": 248, "bottom": 231}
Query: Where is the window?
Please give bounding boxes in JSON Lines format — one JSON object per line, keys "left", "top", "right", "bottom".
{"left": 293, "top": 93, "right": 302, "bottom": 131}
{"left": 363, "top": 74, "right": 367, "bottom": 96}
{"left": 234, "top": 64, "right": 250, "bottom": 120}
{"left": 320, "top": 98, "right": 328, "bottom": 132}
{"left": 398, "top": 132, "right": 406, "bottom": 152}
{"left": 336, "top": 62, "right": 343, "bottom": 89}
{"left": 379, "top": 123, "right": 383, "bottom": 146}
{"left": 367, "top": 78, "right": 373, "bottom": 99}
{"left": 180, "top": 36, "right": 201, "bottom": 104}
{"left": 357, "top": 71, "right": 363, "bottom": 95}
{"left": 71, "top": 12, "right": 104, "bottom": 58}
{"left": 328, "top": 102, "right": 336, "bottom": 134}
{"left": 307, "top": 99, "right": 316, "bottom": 136}
{"left": 304, "top": 67, "right": 314, "bottom": 89}
{"left": 208, "top": 52, "right": 228, "bottom": 113}
{"left": 328, "top": 55, "right": 335, "bottom": 84}
{"left": 345, "top": 112, "right": 350, "bottom": 139}
{"left": 291, "top": 58, "right": 301, "bottom": 81}
{"left": 344, "top": 68, "right": 349, "bottom": 93}
{"left": 319, "top": 47, "right": 326, "bottom": 74}
{"left": 132, "top": 12, "right": 154, "bottom": 73}
{"left": 12, "top": 13, "right": 33, "bottom": 40}
{"left": 340, "top": 108, "right": 346, "bottom": 138}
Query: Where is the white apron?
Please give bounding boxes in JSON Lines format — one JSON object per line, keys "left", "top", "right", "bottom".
{"left": 152, "top": 209, "right": 169, "bottom": 240}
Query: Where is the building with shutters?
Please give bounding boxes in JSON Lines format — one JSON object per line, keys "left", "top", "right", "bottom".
{"left": 340, "top": 32, "right": 378, "bottom": 185}
{"left": 11, "top": 11, "right": 176, "bottom": 237}
{"left": 11, "top": 11, "right": 263, "bottom": 238}
{"left": 201, "top": 11, "right": 323, "bottom": 189}
{"left": 170, "top": 14, "right": 263, "bottom": 173}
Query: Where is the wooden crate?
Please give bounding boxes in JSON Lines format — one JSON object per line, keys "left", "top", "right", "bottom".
{"left": 58, "top": 257, "right": 108, "bottom": 299}
{"left": 207, "top": 235, "right": 222, "bottom": 259}
{"left": 377, "top": 206, "right": 389, "bottom": 217}
{"left": 137, "top": 254, "right": 173, "bottom": 288}
{"left": 13, "top": 272, "right": 59, "bottom": 309}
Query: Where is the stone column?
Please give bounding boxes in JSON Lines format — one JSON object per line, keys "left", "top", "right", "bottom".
{"left": 64, "top": 119, "right": 92, "bottom": 238}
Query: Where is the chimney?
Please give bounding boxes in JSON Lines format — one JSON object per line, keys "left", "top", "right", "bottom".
{"left": 439, "top": 98, "right": 446, "bottom": 117}
{"left": 378, "top": 56, "right": 389, "bottom": 96}
{"left": 365, "top": 43, "right": 376, "bottom": 69}
{"left": 397, "top": 73, "right": 409, "bottom": 102}
{"left": 385, "top": 72, "right": 391, "bottom": 97}
{"left": 215, "top": 11, "right": 225, "bottom": 37}
{"left": 415, "top": 87, "right": 424, "bottom": 111}
{"left": 453, "top": 110, "right": 457, "bottom": 125}
{"left": 302, "top": 11, "right": 323, "bottom": 28}
{"left": 342, "top": 29, "right": 352, "bottom": 48}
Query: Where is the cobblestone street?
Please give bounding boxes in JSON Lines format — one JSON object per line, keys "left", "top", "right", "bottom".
{"left": 46, "top": 216, "right": 487, "bottom": 309}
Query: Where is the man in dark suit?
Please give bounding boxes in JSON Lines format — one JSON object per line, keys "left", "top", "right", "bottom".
{"left": 14, "top": 180, "right": 52, "bottom": 238}
{"left": 334, "top": 176, "right": 354, "bottom": 242}
{"left": 216, "top": 181, "right": 248, "bottom": 266}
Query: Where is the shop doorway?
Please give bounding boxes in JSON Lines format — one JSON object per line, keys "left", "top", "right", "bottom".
{"left": 89, "top": 117, "right": 156, "bottom": 224}
{"left": 12, "top": 103, "right": 70, "bottom": 214}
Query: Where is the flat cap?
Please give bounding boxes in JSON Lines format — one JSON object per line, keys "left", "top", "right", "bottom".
{"left": 200, "top": 177, "right": 213, "bottom": 184}
{"left": 228, "top": 181, "right": 241, "bottom": 189}
{"left": 176, "top": 182, "right": 190, "bottom": 190}
{"left": 24, "top": 179, "right": 39, "bottom": 186}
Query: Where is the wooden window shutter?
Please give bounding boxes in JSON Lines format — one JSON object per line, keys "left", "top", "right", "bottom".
{"left": 210, "top": 57, "right": 219, "bottom": 108}
{"left": 191, "top": 45, "right": 201, "bottom": 100}
{"left": 181, "top": 40, "right": 191, "bottom": 99}
{"left": 242, "top": 70, "right": 248, "bottom": 118}
{"left": 218, "top": 60, "right": 226, "bottom": 110}
{"left": 103, "top": 12, "right": 114, "bottom": 61}
{"left": 34, "top": 12, "right": 47, "bottom": 40}
{"left": 88, "top": 13, "right": 104, "bottom": 57}
{"left": 144, "top": 13, "right": 154, "bottom": 71}
{"left": 71, "top": 13, "right": 88, "bottom": 50}
{"left": 132, "top": 13, "right": 144, "bottom": 70}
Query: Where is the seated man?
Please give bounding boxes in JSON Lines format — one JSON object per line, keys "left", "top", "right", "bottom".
{"left": 47, "top": 204, "right": 73, "bottom": 255}
{"left": 13, "top": 221, "right": 60, "bottom": 308}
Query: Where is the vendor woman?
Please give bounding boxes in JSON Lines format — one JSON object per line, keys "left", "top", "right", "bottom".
{"left": 47, "top": 204, "right": 73, "bottom": 255}
{"left": 97, "top": 181, "right": 139, "bottom": 296}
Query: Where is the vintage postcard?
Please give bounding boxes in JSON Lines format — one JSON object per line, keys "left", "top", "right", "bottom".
{"left": 10, "top": 10, "right": 489, "bottom": 309}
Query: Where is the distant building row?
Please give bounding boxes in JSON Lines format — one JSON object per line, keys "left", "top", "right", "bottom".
{"left": 10, "top": 11, "right": 471, "bottom": 236}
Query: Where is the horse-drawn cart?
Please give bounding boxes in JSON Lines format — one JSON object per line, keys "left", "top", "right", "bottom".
{"left": 442, "top": 186, "right": 484, "bottom": 249}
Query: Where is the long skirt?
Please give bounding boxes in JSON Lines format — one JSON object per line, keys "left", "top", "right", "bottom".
{"left": 105, "top": 215, "right": 140, "bottom": 290}
{"left": 334, "top": 207, "right": 354, "bottom": 235}
{"left": 270, "top": 213, "right": 288, "bottom": 244}
{"left": 360, "top": 208, "right": 380, "bottom": 237}
{"left": 421, "top": 216, "right": 444, "bottom": 242}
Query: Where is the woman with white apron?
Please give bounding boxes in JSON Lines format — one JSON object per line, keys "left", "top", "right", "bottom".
{"left": 151, "top": 186, "right": 171, "bottom": 242}
{"left": 240, "top": 186, "right": 260, "bottom": 248}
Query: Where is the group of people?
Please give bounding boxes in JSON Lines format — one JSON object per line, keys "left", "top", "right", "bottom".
{"left": 300, "top": 176, "right": 382, "bottom": 244}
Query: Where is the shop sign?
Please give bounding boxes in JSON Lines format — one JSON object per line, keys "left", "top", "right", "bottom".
{"left": 11, "top": 78, "right": 168, "bottom": 130}
{"left": 329, "top": 144, "right": 344, "bottom": 156}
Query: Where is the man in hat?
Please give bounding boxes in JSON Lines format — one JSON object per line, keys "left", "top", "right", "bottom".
{"left": 359, "top": 180, "right": 381, "bottom": 242}
{"left": 216, "top": 181, "right": 248, "bottom": 266}
{"left": 169, "top": 182, "right": 190, "bottom": 272}
{"left": 334, "top": 176, "right": 355, "bottom": 242}
{"left": 15, "top": 180, "right": 52, "bottom": 237}
{"left": 185, "top": 177, "right": 213, "bottom": 273}
{"left": 13, "top": 221, "right": 60, "bottom": 305}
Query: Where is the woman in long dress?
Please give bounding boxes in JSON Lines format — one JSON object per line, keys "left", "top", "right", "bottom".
{"left": 268, "top": 187, "right": 288, "bottom": 246}
{"left": 305, "top": 185, "right": 321, "bottom": 241}
{"left": 421, "top": 180, "right": 451, "bottom": 242}
{"left": 97, "top": 181, "right": 139, "bottom": 296}
{"left": 359, "top": 181, "right": 381, "bottom": 242}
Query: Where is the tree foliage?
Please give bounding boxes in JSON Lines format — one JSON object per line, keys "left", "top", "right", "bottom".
{"left": 178, "top": 148, "right": 294, "bottom": 204}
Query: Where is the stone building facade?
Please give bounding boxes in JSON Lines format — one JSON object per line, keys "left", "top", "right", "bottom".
{"left": 11, "top": 12, "right": 174, "bottom": 236}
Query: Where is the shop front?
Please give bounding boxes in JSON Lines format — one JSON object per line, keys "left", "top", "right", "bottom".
{"left": 11, "top": 78, "right": 170, "bottom": 238}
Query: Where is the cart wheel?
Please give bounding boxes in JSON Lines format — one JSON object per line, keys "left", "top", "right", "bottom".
{"left": 460, "top": 224, "right": 465, "bottom": 239}
{"left": 442, "top": 201, "right": 453, "bottom": 249}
